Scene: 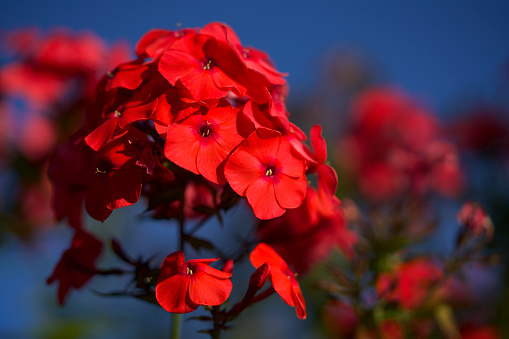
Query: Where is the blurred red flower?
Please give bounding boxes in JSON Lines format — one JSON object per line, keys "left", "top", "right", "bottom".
{"left": 377, "top": 258, "right": 443, "bottom": 309}
{"left": 336, "top": 86, "right": 463, "bottom": 201}
{"left": 46, "top": 230, "right": 103, "bottom": 304}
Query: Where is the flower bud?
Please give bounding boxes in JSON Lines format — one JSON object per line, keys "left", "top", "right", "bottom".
{"left": 249, "top": 262, "right": 270, "bottom": 291}
{"left": 221, "top": 259, "right": 234, "bottom": 274}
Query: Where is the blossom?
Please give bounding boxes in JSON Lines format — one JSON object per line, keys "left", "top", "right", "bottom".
{"left": 155, "top": 251, "right": 232, "bottom": 313}
{"left": 46, "top": 230, "right": 103, "bottom": 304}
{"left": 376, "top": 258, "right": 443, "bottom": 309}
{"left": 164, "top": 99, "right": 253, "bottom": 184}
{"left": 336, "top": 86, "right": 463, "bottom": 201}
{"left": 257, "top": 164, "right": 356, "bottom": 274}
{"left": 249, "top": 243, "right": 306, "bottom": 319}
{"left": 158, "top": 32, "right": 247, "bottom": 102}
{"left": 85, "top": 127, "right": 174, "bottom": 221}
{"left": 224, "top": 128, "right": 307, "bottom": 219}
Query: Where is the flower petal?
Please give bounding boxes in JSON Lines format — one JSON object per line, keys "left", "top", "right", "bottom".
{"left": 155, "top": 274, "right": 197, "bottom": 313}
{"left": 164, "top": 122, "right": 201, "bottom": 174}
{"left": 273, "top": 173, "right": 307, "bottom": 210}
{"left": 188, "top": 269, "right": 232, "bottom": 306}
{"left": 246, "top": 178, "right": 285, "bottom": 220}
{"left": 249, "top": 243, "right": 286, "bottom": 269}
{"left": 224, "top": 148, "right": 263, "bottom": 196}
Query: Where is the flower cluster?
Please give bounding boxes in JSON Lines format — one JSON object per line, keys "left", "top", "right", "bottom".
{"left": 45, "top": 22, "right": 347, "bottom": 334}
{"left": 320, "top": 200, "right": 500, "bottom": 339}
{"left": 36, "top": 22, "right": 504, "bottom": 339}
{"left": 335, "top": 86, "right": 463, "bottom": 202}
{"left": 50, "top": 22, "right": 333, "bottom": 231}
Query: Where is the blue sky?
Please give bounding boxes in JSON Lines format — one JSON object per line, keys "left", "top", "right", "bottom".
{"left": 2, "top": 0, "right": 509, "bottom": 111}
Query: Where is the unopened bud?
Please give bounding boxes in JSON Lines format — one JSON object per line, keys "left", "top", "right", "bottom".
{"left": 221, "top": 259, "right": 234, "bottom": 274}
{"left": 249, "top": 263, "right": 270, "bottom": 290}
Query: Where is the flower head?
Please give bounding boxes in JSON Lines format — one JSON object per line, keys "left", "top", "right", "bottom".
{"left": 225, "top": 128, "right": 307, "bottom": 219}
{"left": 155, "top": 251, "right": 232, "bottom": 313}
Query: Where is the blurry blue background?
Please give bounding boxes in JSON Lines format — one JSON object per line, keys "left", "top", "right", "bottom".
{"left": 1, "top": 1, "right": 509, "bottom": 338}
{"left": 2, "top": 0, "right": 509, "bottom": 108}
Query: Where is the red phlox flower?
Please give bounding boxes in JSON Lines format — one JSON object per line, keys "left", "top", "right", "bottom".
{"left": 224, "top": 128, "right": 307, "bottom": 219}
{"left": 257, "top": 164, "right": 356, "bottom": 274}
{"left": 49, "top": 139, "right": 96, "bottom": 230}
{"left": 84, "top": 80, "right": 158, "bottom": 151}
{"left": 158, "top": 32, "right": 247, "bottom": 102}
{"left": 242, "top": 99, "right": 290, "bottom": 133}
{"left": 105, "top": 59, "right": 152, "bottom": 91}
{"left": 155, "top": 251, "right": 232, "bottom": 313}
{"left": 46, "top": 229, "right": 103, "bottom": 305}
{"left": 241, "top": 98, "right": 327, "bottom": 172}
{"left": 376, "top": 258, "right": 444, "bottom": 309}
{"left": 164, "top": 99, "right": 254, "bottom": 184}
{"left": 241, "top": 46, "right": 287, "bottom": 86}
{"left": 135, "top": 28, "right": 197, "bottom": 59}
{"left": 249, "top": 243, "right": 306, "bottom": 319}
{"left": 200, "top": 22, "right": 287, "bottom": 89}
{"left": 337, "top": 86, "right": 463, "bottom": 201}
{"left": 287, "top": 124, "right": 328, "bottom": 174}
{"left": 85, "top": 127, "right": 151, "bottom": 221}
{"left": 153, "top": 86, "right": 202, "bottom": 136}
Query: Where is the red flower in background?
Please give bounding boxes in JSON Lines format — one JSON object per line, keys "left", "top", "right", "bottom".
{"left": 457, "top": 201, "right": 494, "bottom": 239}
{"left": 225, "top": 128, "right": 307, "bottom": 219}
{"left": 155, "top": 251, "right": 232, "bottom": 313}
{"left": 376, "top": 258, "right": 443, "bottom": 309}
{"left": 46, "top": 230, "right": 103, "bottom": 304}
{"left": 250, "top": 243, "right": 306, "bottom": 319}
{"left": 336, "top": 86, "right": 463, "bottom": 202}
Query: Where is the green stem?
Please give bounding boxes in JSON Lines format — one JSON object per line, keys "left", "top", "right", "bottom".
{"left": 172, "top": 313, "right": 182, "bottom": 339}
